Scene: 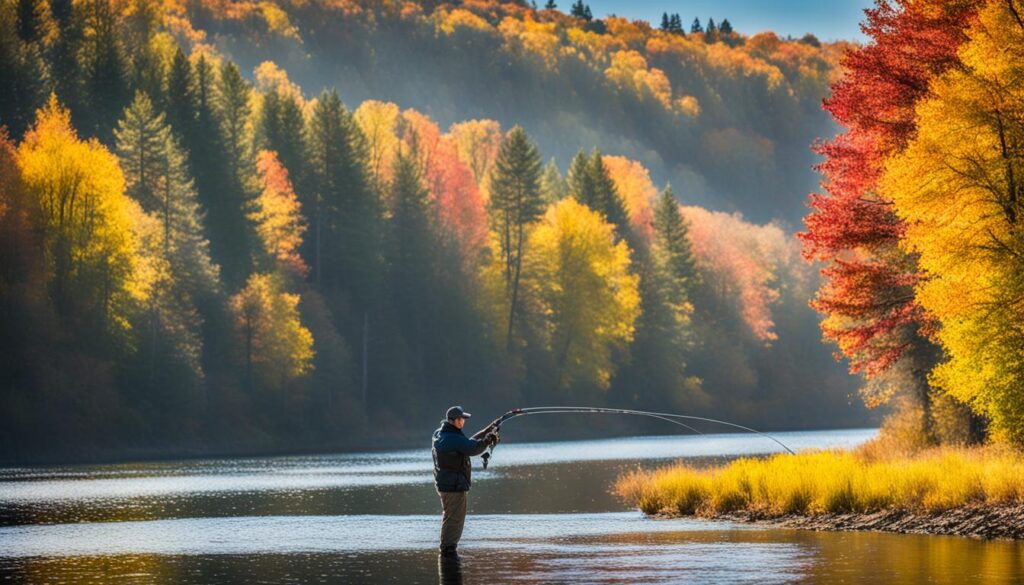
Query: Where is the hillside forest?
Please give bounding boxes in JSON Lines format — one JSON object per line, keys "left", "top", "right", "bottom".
{"left": 2, "top": 0, "right": 878, "bottom": 461}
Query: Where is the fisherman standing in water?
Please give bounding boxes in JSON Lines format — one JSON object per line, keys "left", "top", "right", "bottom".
{"left": 432, "top": 406, "right": 498, "bottom": 558}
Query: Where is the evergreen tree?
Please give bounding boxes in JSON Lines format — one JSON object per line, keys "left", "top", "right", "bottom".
{"left": 544, "top": 0, "right": 557, "bottom": 9}
{"left": 48, "top": 0, "right": 85, "bottom": 124}
{"left": 115, "top": 91, "right": 219, "bottom": 291}
{"left": 570, "top": 1, "right": 591, "bottom": 20}
{"left": 123, "top": 0, "right": 163, "bottom": 102}
{"left": 115, "top": 92, "right": 166, "bottom": 210}
{"left": 670, "top": 14, "right": 683, "bottom": 34}
{"left": 79, "top": 0, "right": 130, "bottom": 142}
{"left": 653, "top": 186, "right": 698, "bottom": 294}
{"left": 163, "top": 48, "right": 197, "bottom": 145}
{"left": 660, "top": 12, "right": 669, "bottom": 31}
{"left": 566, "top": 148, "right": 593, "bottom": 204}
{"left": 540, "top": 157, "right": 567, "bottom": 204}
{"left": 115, "top": 92, "right": 220, "bottom": 395}
{"left": 257, "top": 89, "right": 307, "bottom": 196}
{"left": 15, "top": 0, "right": 55, "bottom": 44}
{"left": 211, "top": 61, "right": 257, "bottom": 285}
{"left": 707, "top": 18, "right": 717, "bottom": 33}
{"left": 306, "top": 89, "right": 381, "bottom": 305}
{"left": 488, "top": 126, "right": 544, "bottom": 349}
{"left": 720, "top": 18, "right": 733, "bottom": 35}
{"left": 217, "top": 62, "right": 253, "bottom": 189}
{"left": 386, "top": 146, "right": 435, "bottom": 352}
{"left": 691, "top": 17, "right": 703, "bottom": 34}
{"left": 0, "top": 1, "right": 48, "bottom": 137}
{"left": 569, "top": 149, "right": 630, "bottom": 240}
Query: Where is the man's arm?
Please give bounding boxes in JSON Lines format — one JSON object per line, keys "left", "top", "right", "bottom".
{"left": 455, "top": 432, "right": 495, "bottom": 457}
{"left": 469, "top": 417, "right": 501, "bottom": 440}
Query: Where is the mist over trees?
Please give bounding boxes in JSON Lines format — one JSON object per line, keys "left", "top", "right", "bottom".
{"left": 0, "top": 0, "right": 868, "bottom": 462}
{"left": 173, "top": 0, "right": 847, "bottom": 225}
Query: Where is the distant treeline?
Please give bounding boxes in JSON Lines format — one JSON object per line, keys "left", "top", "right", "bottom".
{"left": 0, "top": 0, "right": 866, "bottom": 463}
{"left": 177, "top": 0, "right": 847, "bottom": 225}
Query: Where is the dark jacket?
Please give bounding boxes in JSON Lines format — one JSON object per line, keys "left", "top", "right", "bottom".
{"left": 432, "top": 420, "right": 491, "bottom": 492}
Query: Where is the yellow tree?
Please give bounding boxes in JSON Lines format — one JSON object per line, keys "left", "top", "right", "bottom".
{"left": 521, "top": 198, "right": 640, "bottom": 389}
{"left": 602, "top": 154, "right": 657, "bottom": 243}
{"left": 229, "top": 272, "right": 314, "bottom": 392}
{"left": 880, "top": 0, "right": 1024, "bottom": 445}
{"left": 448, "top": 119, "right": 503, "bottom": 199}
{"left": 18, "top": 95, "right": 149, "bottom": 338}
{"left": 252, "top": 150, "right": 307, "bottom": 277}
{"left": 354, "top": 100, "right": 401, "bottom": 189}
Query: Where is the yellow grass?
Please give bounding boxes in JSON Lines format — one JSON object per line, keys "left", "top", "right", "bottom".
{"left": 614, "top": 446, "right": 1024, "bottom": 517}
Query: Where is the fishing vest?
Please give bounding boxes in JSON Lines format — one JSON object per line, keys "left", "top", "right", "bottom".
{"left": 432, "top": 426, "right": 473, "bottom": 492}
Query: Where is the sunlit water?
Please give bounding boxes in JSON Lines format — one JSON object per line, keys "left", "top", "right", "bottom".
{"left": 2, "top": 428, "right": 1023, "bottom": 583}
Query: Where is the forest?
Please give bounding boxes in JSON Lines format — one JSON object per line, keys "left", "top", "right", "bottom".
{"left": 0, "top": 0, "right": 870, "bottom": 462}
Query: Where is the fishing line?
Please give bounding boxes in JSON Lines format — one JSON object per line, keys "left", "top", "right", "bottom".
{"left": 479, "top": 405, "right": 795, "bottom": 469}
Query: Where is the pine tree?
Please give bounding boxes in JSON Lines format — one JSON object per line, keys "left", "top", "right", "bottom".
{"left": 164, "top": 48, "right": 197, "bottom": 145}
{"left": 306, "top": 89, "right": 381, "bottom": 305}
{"left": 211, "top": 61, "right": 257, "bottom": 285}
{"left": 544, "top": 0, "right": 557, "bottom": 9}
{"left": 569, "top": 149, "right": 630, "bottom": 240}
{"left": 15, "top": 0, "right": 55, "bottom": 44}
{"left": 114, "top": 92, "right": 218, "bottom": 293}
{"left": 48, "top": 0, "right": 85, "bottom": 125}
{"left": 660, "top": 12, "right": 669, "bottom": 31}
{"left": 115, "top": 92, "right": 219, "bottom": 388}
{"left": 566, "top": 148, "right": 593, "bottom": 204}
{"left": 257, "top": 89, "right": 307, "bottom": 196}
{"left": 707, "top": 18, "right": 717, "bottom": 33}
{"left": 386, "top": 146, "right": 435, "bottom": 346}
{"left": 217, "top": 62, "right": 253, "bottom": 189}
{"left": 720, "top": 18, "right": 733, "bottom": 35}
{"left": 123, "top": 0, "right": 162, "bottom": 102}
{"left": 691, "top": 17, "right": 703, "bottom": 34}
{"left": 653, "top": 186, "right": 697, "bottom": 293}
{"left": 115, "top": 92, "right": 167, "bottom": 211}
{"left": 540, "top": 158, "right": 567, "bottom": 204}
{"left": 488, "top": 125, "right": 544, "bottom": 349}
{"left": 670, "top": 14, "right": 683, "bottom": 34}
{"left": 79, "top": 0, "right": 130, "bottom": 142}
{"left": 0, "top": 1, "right": 48, "bottom": 137}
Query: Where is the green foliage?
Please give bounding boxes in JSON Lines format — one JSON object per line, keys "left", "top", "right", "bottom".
{"left": 569, "top": 148, "right": 630, "bottom": 240}
{"left": 487, "top": 125, "right": 544, "bottom": 349}
{"left": 306, "top": 89, "right": 381, "bottom": 304}
{"left": 79, "top": 0, "right": 130, "bottom": 142}
{"left": 0, "top": 1, "right": 48, "bottom": 138}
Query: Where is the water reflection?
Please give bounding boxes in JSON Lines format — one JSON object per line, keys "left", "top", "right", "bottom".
{"left": 439, "top": 553, "right": 464, "bottom": 585}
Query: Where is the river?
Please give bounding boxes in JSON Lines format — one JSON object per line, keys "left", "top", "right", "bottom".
{"left": 2, "top": 428, "right": 1023, "bottom": 584}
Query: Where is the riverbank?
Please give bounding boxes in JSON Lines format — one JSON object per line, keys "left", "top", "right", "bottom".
{"left": 616, "top": 446, "right": 1024, "bottom": 540}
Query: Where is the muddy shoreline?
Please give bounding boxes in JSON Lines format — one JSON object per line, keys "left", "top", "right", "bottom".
{"left": 654, "top": 504, "right": 1024, "bottom": 540}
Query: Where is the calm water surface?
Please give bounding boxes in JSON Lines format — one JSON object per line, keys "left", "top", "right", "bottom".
{"left": 2, "top": 428, "right": 1023, "bottom": 584}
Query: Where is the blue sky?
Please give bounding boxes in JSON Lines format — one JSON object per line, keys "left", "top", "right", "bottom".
{"left": 579, "top": 1, "right": 874, "bottom": 42}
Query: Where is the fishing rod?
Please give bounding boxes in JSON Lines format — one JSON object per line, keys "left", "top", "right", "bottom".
{"left": 479, "top": 406, "right": 795, "bottom": 469}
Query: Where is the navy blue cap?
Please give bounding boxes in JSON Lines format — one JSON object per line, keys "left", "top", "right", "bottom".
{"left": 446, "top": 406, "right": 472, "bottom": 420}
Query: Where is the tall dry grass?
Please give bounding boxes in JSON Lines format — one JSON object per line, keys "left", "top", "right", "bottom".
{"left": 615, "top": 445, "right": 1024, "bottom": 517}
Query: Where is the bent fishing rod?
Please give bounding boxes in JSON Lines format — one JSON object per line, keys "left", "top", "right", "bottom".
{"left": 479, "top": 406, "right": 795, "bottom": 469}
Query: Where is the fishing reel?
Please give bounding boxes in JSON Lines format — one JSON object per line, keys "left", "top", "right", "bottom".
{"left": 480, "top": 420, "right": 502, "bottom": 470}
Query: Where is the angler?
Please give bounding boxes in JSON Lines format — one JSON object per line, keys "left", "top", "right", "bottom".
{"left": 430, "top": 404, "right": 793, "bottom": 557}
{"left": 431, "top": 406, "right": 499, "bottom": 559}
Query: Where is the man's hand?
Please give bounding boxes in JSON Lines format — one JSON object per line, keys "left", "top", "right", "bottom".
{"left": 485, "top": 431, "right": 499, "bottom": 446}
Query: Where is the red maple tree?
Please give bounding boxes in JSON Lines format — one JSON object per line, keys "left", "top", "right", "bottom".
{"left": 799, "top": 0, "right": 979, "bottom": 378}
